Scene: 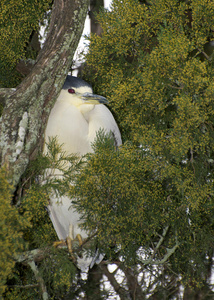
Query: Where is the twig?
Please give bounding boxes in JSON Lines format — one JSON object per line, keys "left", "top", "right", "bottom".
{"left": 197, "top": 48, "right": 211, "bottom": 61}
{"left": 138, "top": 226, "right": 179, "bottom": 265}
{"left": 168, "top": 84, "right": 184, "bottom": 90}
{"left": 7, "top": 284, "right": 39, "bottom": 289}
{"left": 189, "top": 148, "right": 195, "bottom": 174}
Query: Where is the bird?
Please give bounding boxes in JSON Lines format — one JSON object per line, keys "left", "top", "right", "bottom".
{"left": 44, "top": 75, "right": 122, "bottom": 271}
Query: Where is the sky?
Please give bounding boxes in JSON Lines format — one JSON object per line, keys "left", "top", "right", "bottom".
{"left": 73, "top": 0, "right": 112, "bottom": 74}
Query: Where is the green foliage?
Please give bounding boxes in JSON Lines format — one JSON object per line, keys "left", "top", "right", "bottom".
{"left": 40, "top": 248, "right": 77, "bottom": 298}
{"left": 0, "top": 168, "right": 29, "bottom": 295}
{"left": 0, "top": 0, "right": 52, "bottom": 87}
{"left": 72, "top": 133, "right": 214, "bottom": 276}
{"left": 21, "top": 187, "right": 56, "bottom": 248}
{"left": 82, "top": 0, "right": 214, "bottom": 289}
{"left": 72, "top": 133, "right": 169, "bottom": 259}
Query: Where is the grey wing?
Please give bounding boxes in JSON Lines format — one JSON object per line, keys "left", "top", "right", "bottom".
{"left": 92, "top": 104, "right": 122, "bottom": 147}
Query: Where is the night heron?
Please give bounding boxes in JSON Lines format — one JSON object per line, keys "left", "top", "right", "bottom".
{"left": 44, "top": 76, "right": 122, "bottom": 270}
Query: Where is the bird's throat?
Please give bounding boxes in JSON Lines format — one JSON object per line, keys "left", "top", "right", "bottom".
{"left": 79, "top": 104, "right": 95, "bottom": 122}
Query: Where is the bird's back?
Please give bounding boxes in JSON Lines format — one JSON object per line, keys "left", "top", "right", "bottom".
{"left": 87, "top": 104, "right": 122, "bottom": 148}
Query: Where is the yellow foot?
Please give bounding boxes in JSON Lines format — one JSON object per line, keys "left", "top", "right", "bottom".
{"left": 65, "top": 234, "right": 84, "bottom": 262}
{"left": 53, "top": 240, "right": 66, "bottom": 248}
{"left": 66, "top": 234, "right": 84, "bottom": 253}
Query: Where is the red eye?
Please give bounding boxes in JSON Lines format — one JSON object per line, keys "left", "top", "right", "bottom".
{"left": 68, "top": 88, "right": 75, "bottom": 94}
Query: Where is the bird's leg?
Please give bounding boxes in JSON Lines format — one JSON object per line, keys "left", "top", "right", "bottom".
{"left": 53, "top": 225, "right": 84, "bottom": 253}
{"left": 69, "top": 223, "right": 74, "bottom": 240}
{"left": 76, "top": 234, "right": 83, "bottom": 246}
{"left": 66, "top": 236, "right": 73, "bottom": 254}
{"left": 67, "top": 224, "right": 74, "bottom": 254}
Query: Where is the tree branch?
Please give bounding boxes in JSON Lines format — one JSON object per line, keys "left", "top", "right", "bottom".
{"left": 123, "top": 266, "right": 145, "bottom": 300}
{"left": 99, "top": 264, "right": 130, "bottom": 300}
{"left": 27, "top": 260, "right": 49, "bottom": 300}
{"left": 14, "top": 248, "right": 50, "bottom": 264}
{"left": 15, "top": 232, "right": 98, "bottom": 264}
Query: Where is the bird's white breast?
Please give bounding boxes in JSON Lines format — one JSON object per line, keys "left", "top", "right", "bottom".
{"left": 45, "top": 92, "right": 122, "bottom": 154}
{"left": 45, "top": 99, "right": 91, "bottom": 155}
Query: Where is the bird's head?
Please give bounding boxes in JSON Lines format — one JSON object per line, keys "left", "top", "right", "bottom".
{"left": 60, "top": 76, "right": 108, "bottom": 108}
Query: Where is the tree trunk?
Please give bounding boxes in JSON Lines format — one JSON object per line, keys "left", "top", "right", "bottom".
{"left": 0, "top": 0, "right": 89, "bottom": 188}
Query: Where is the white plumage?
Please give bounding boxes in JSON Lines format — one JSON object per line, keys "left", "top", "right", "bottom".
{"left": 44, "top": 76, "right": 121, "bottom": 271}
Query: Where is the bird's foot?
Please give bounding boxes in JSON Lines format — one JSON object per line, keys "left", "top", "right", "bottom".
{"left": 66, "top": 234, "right": 84, "bottom": 252}
{"left": 53, "top": 234, "right": 84, "bottom": 253}
{"left": 66, "top": 234, "right": 85, "bottom": 261}
{"left": 53, "top": 240, "right": 67, "bottom": 247}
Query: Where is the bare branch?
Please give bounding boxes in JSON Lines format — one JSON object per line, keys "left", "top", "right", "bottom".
{"left": 197, "top": 48, "right": 211, "bottom": 61}
{"left": 14, "top": 248, "right": 50, "bottom": 264}
{"left": 27, "top": 260, "right": 48, "bottom": 300}
{"left": 123, "top": 266, "right": 145, "bottom": 300}
{"left": 99, "top": 264, "right": 130, "bottom": 300}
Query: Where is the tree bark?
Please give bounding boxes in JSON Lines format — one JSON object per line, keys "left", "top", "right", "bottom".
{"left": 0, "top": 0, "right": 89, "bottom": 188}
{"left": 89, "top": 0, "right": 104, "bottom": 36}
{"left": 85, "top": 264, "right": 103, "bottom": 300}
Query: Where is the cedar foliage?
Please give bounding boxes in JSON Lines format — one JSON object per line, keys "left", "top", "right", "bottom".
{"left": 0, "top": 169, "right": 29, "bottom": 295}
{"left": 78, "top": 0, "right": 214, "bottom": 296}
{"left": 0, "top": 0, "right": 52, "bottom": 87}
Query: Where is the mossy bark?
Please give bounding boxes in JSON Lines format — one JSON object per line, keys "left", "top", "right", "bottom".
{"left": 0, "top": 0, "right": 89, "bottom": 188}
